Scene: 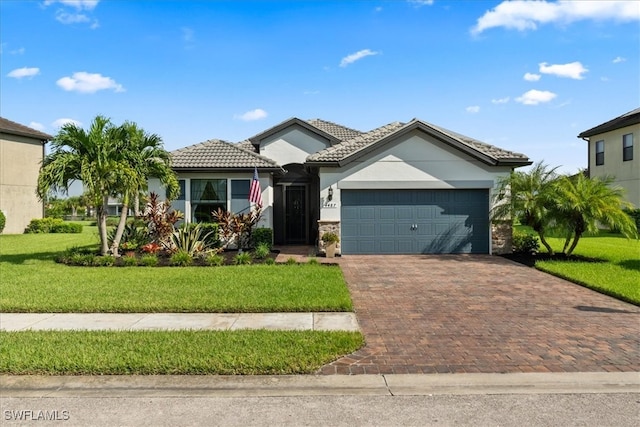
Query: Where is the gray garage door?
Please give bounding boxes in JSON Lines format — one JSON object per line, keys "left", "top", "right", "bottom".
{"left": 341, "top": 189, "right": 489, "bottom": 254}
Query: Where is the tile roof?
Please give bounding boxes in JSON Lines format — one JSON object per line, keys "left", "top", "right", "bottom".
{"left": 0, "top": 117, "right": 53, "bottom": 140}
{"left": 578, "top": 107, "right": 640, "bottom": 138}
{"left": 171, "top": 139, "right": 282, "bottom": 170}
{"left": 307, "top": 121, "right": 405, "bottom": 162}
{"left": 306, "top": 119, "right": 363, "bottom": 141}
{"left": 307, "top": 119, "right": 530, "bottom": 166}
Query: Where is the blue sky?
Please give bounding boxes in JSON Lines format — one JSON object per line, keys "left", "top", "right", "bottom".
{"left": 2, "top": 0, "right": 639, "bottom": 174}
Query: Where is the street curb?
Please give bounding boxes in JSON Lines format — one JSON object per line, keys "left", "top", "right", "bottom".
{"left": 2, "top": 372, "right": 638, "bottom": 398}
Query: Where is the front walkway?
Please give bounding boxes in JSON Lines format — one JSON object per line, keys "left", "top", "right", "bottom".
{"left": 0, "top": 312, "right": 359, "bottom": 332}
{"left": 320, "top": 255, "right": 640, "bottom": 374}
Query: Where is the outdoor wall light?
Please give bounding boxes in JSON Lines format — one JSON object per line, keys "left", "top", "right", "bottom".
{"left": 327, "top": 185, "right": 333, "bottom": 201}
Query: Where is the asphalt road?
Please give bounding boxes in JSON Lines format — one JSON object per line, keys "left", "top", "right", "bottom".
{"left": 2, "top": 393, "right": 639, "bottom": 426}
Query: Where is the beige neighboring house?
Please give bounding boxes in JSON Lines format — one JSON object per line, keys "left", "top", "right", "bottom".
{"left": 0, "top": 117, "right": 52, "bottom": 234}
{"left": 578, "top": 108, "right": 640, "bottom": 207}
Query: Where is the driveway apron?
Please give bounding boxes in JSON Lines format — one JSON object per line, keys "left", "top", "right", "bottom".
{"left": 320, "top": 255, "right": 640, "bottom": 375}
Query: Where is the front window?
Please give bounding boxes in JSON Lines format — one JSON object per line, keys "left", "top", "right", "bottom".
{"left": 623, "top": 134, "right": 633, "bottom": 161}
{"left": 231, "top": 180, "right": 251, "bottom": 215}
{"left": 595, "top": 140, "right": 604, "bottom": 166}
{"left": 191, "top": 179, "right": 226, "bottom": 222}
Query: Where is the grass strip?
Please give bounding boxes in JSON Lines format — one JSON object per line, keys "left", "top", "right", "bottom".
{"left": 0, "top": 330, "right": 363, "bottom": 375}
{"left": 0, "top": 264, "right": 353, "bottom": 313}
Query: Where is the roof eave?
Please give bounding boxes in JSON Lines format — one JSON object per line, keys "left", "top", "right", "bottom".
{"left": 173, "top": 166, "right": 285, "bottom": 173}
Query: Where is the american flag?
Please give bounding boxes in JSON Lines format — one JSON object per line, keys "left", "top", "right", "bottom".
{"left": 249, "top": 167, "right": 262, "bottom": 207}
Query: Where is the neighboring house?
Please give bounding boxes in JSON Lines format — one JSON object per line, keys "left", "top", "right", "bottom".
{"left": 0, "top": 117, "right": 52, "bottom": 234}
{"left": 578, "top": 108, "right": 640, "bottom": 208}
{"left": 151, "top": 117, "right": 531, "bottom": 255}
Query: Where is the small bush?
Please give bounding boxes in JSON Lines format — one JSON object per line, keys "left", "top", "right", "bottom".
{"left": 121, "top": 255, "right": 139, "bottom": 267}
{"left": 56, "top": 246, "right": 94, "bottom": 264}
{"left": 25, "top": 218, "right": 82, "bottom": 234}
{"left": 285, "top": 257, "right": 298, "bottom": 265}
{"left": 252, "top": 227, "right": 273, "bottom": 249}
{"left": 69, "top": 253, "right": 96, "bottom": 266}
{"left": 264, "top": 257, "right": 275, "bottom": 265}
{"left": 234, "top": 251, "right": 252, "bottom": 265}
{"left": 512, "top": 231, "right": 540, "bottom": 254}
{"left": 253, "top": 242, "right": 271, "bottom": 259}
{"left": 204, "top": 253, "right": 224, "bottom": 266}
{"left": 139, "top": 254, "right": 159, "bottom": 267}
{"left": 170, "top": 250, "right": 193, "bottom": 267}
{"left": 623, "top": 208, "right": 640, "bottom": 231}
{"left": 93, "top": 255, "right": 116, "bottom": 267}
{"left": 0, "top": 210, "right": 5, "bottom": 233}
{"left": 307, "top": 257, "right": 319, "bottom": 265}
{"left": 321, "top": 232, "right": 339, "bottom": 244}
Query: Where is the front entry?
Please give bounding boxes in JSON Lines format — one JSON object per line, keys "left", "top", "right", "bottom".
{"left": 284, "top": 185, "right": 307, "bottom": 244}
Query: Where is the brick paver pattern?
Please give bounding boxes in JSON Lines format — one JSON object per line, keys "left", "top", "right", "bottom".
{"left": 320, "top": 255, "right": 640, "bottom": 375}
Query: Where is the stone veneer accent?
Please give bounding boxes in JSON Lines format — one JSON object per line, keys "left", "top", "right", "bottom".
{"left": 491, "top": 221, "right": 512, "bottom": 255}
{"left": 317, "top": 220, "right": 341, "bottom": 256}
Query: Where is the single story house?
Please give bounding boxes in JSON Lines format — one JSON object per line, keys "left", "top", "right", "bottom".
{"left": 578, "top": 108, "right": 639, "bottom": 207}
{"left": 0, "top": 117, "right": 52, "bottom": 234}
{"left": 150, "top": 117, "right": 531, "bottom": 255}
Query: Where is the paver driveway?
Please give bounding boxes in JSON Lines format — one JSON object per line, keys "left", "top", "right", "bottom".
{"left": 320, "top": 255, "right": 640, "bottom": 375}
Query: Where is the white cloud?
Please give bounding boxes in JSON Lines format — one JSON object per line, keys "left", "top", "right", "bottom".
{"left": 339, "top": 49, "right": 380, "bottom": 67}
{"left": 52, "top": 118, "right": 82, "bottom": 128}
{"left": 56, "top": 72, "right": 125, "bottom": 93}
{"left": 491, "top": 97, "right": 510, "bottom": 104}
{"left": 613, "top": 56, "right": 626, "bottom": 63}
{"left": 466, "top": 105, "right": 480, "bottom": 114}
{"left": 524, "top": 72, "right": 541, "bottom": 81}
{"left": 539, "top": 61, "right": 588, "bottom": 79}
{"left": 471, "top": 0, "right": 640, "bottom": 35}
{"left": 7, "top": 67, "right": 40, "bottom": 79}
{"left": 515, "top": 89, "right": 557, "bottom": 105}
{"left": 55, "top": 10, "right": 90, "bottom": 24}
{"left": 374, "top": 6, "right": 383, "bottom": 13}
{"left": 29, "top": 122, "right": 46, "bottom": 132}
{"left": 44, "top": 0, "right": 99, "bottom": 10}
{"left": 234, "top": 108, "right": 268, "bottom": 121}
{"left": 182, "top": 27, "right": 194, "bottom": 43}
{"left": 408, "top": 0, "right": 434, "bottom": 6}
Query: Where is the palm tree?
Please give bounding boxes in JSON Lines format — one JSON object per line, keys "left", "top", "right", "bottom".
{"left": 109, "top": 122, "right": 179, "bottom": 255}
{"left": 492, "top": 162, "right": 559, "bottom": 254}
{"left": 38, "top": 116, "right": 136, "bottom": 255}
{"left": 553, "top": 174, "right": 637, "bottom": 255}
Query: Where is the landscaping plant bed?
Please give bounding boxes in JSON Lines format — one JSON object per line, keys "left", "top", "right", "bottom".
{"left": 56, "top": 249, "right": 284, "bottom": 267}
{"left": 501, "top": 252, "right": 604, "bottom": 268}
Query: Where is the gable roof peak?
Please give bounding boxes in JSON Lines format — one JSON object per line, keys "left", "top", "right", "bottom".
{"left": 171, "top": 138, "right": 282, "bottom": 170}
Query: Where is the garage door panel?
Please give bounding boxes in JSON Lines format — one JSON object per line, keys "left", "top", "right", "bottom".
{"left": 341, "top": 189, "right": 489, "bottom": 254}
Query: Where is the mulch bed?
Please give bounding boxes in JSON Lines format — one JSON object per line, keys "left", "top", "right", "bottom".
{"left": 500, "top": 252, "right": 604, "bottom": 267}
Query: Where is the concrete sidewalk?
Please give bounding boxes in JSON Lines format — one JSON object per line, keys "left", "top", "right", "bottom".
{"left": 0, "top": 312, "right": 359, "bottom": 332}
{"left": 2, "top": 372, "right": 638, "bottom": 397}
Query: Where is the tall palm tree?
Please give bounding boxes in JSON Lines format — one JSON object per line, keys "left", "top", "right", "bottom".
{"left": 553, "top": 174, "right": 637, "bottom": 255}
{"left": 38, "top": 116, "right": 136, "bottom": 255}
{"left": 492, "top": 162, "right": 559, "bottom": 254}
{"left": 109, "top": 122, "right": 179, "bottom": 255}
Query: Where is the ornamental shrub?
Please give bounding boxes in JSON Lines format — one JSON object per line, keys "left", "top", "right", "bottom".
{"left": 252, "top": 227, "right": 273, "bottom": 249}
{"left": 0, "top": 211, "right": 5, "bottom": 233}
{"left": 512, "top": 230, "right": 540, "bottom": 254}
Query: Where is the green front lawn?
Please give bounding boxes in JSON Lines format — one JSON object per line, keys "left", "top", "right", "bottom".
{"left": 515, "top": 229, "right": 639, "bottom": 304}
{"left": 0, "top": 330, "right": 363, "bottom": 375}
{"left": 0, "top": 229, "right": 352, "bottom": 313}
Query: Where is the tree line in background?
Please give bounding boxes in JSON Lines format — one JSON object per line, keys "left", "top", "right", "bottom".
{"left": 38, "top": 115, "right": 179, "bottom": 256}
{"left": 492, "top": 162, "right": 638, "bottom": 256}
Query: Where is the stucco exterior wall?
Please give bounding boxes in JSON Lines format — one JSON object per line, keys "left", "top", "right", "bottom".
{"left": 318, "top": 130, "right": 512, "bottom": 220}
{"left": 587, "top": 124, "right": 639, "bottom": 207}
{"left": 261, "top": 128, "right": 331, "bottom": 165}
{"left": 0, "top": 134, "right": 44, "bottom": 234}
